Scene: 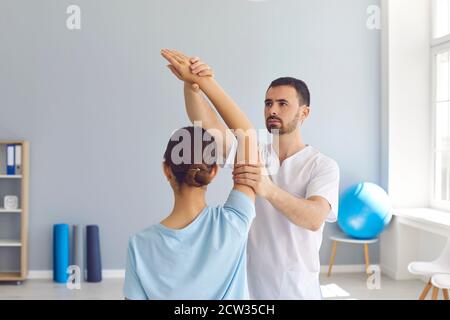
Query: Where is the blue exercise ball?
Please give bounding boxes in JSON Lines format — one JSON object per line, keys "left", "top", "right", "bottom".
{"left": 338, "top": 182, "right": 392, "bottom": 239}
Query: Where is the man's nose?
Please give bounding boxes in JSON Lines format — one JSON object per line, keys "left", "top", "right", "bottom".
{"left": 269, "top": 106, "right": 280, "bottom": 116}
{"left": 267, "top": 105, "right": 280, "bottom": 115}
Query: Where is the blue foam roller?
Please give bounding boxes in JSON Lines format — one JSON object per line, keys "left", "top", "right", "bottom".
{"left": 86, "top": 225, "right": 102, "bottom": 282}
{"left": 53, "top": 224, "right": 70, "bottom": 283}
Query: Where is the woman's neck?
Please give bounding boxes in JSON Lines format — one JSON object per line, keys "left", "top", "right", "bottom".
{"left": 161, "top": 187, "right": 207, "bottom": 229}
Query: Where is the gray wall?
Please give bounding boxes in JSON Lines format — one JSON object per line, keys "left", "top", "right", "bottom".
{"left": 0, "top": 0, "right": 380, "bottom": 271}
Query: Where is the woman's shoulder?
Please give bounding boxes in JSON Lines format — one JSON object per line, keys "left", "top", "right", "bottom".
{"left": 128, "top": 224, "right": 161, "bottom": 247}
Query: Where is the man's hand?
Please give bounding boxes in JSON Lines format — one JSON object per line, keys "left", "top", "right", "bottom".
{"left": 232, "top": 164, "right": 275, "bottom": 198}
{"left": 189, "top": 57, "right": 214, "bottom": 77}
{"left": 188, "top": 57, "right": 214, "bottom": 92}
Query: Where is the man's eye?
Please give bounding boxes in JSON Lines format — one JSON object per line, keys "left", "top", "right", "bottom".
{"left": 265, "top": 103, "right": 272, "bottom": 107}
{"left": 280, "top": 102, "right": 287, "bottom": 107}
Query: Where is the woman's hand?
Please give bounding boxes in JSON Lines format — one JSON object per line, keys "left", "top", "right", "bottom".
{"left": 161, "top": 49, "right": 197, "bottom": 83}
{"left": 162, "top": 49, "right": 213, "bottom": 92}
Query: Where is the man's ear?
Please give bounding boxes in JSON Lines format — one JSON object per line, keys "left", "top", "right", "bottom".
{"left": 210, "top": 164, "right": 219, "bottom": 180}
{"left": 300, "top": 106, "right": 310, "bottom": 124}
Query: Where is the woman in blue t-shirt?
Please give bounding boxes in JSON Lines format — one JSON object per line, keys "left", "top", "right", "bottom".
{"left": 123, "top": 49, "right": 258, "bottom": 300}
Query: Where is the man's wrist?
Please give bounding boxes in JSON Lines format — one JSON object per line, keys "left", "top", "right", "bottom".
{"left": 264, "top": 181, "right": 278, "bottom": 201}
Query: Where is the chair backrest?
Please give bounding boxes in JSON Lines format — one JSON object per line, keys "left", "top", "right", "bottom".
{"left": 435, "top": 237, "right": 450, "bottom": 268}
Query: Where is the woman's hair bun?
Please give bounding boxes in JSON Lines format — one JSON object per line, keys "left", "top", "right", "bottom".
{"left": 163, "top": 126, "right": 217, "bottom": 187}
{"left": 184, "top": 164, "right": 214, "bottom": 187}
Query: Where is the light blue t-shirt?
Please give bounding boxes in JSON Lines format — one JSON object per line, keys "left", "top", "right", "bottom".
{"left": 123, "top": 190, "right": 255, "bottom": 300}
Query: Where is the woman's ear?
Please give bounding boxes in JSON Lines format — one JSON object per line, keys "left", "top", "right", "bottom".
{"left": 162, "top": 162, "right": 173, "bottom": 181}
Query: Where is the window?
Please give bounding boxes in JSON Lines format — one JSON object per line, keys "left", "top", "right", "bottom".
{"left": 432, "top": 0, "right": 450, "bottom": 210}
{"left": 434, "top": 0, "right": 450, "bottom": 38}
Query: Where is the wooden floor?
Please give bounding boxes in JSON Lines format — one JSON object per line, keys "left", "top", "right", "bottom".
{"left": 0, "top": 273, "right": 427, "bottom": 300}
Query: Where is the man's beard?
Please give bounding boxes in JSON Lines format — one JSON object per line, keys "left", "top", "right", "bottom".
{"left": 266, "top": 112, "right": 300, "bottom": 135}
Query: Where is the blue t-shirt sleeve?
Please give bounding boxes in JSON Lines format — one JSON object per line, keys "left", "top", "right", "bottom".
{"left": 222, "top": 189, "right": 256, "bottom": 235}
{"left": 123, "top": 239, "right": 148, "bottom": 300}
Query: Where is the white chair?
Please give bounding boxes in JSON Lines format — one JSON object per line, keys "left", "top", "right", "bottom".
{"left": 431, "top": 274, "right": 450, "bottom": 300}
{"left": 327, "top": 232, "right": 379, "bottom": 277}
{"left": 407, "top": 238, "right": 450, "bottom": 300}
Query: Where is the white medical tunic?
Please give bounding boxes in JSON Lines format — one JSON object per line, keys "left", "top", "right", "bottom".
{"left": 247, "top": 144, "right": 340, "bottom": 300}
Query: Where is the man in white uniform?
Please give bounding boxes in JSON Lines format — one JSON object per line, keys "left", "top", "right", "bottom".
{"left": 183, "top": 58, "right": 340, "bottom": 300}
{"left": 232, "top": 77, "right": 340, "bottom": 299}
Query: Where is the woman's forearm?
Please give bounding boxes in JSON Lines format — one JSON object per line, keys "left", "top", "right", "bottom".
{"left": 183, "top": 83, "right": 233, "bottom": 159}
{"left": 196, "top": 77, "right": 257, "bottom": 165}
{"left": 197, "top": 78, "right": 253, "bottom": 133}
{"left": 183, "top": 83, "right": 219, "bottom": 129}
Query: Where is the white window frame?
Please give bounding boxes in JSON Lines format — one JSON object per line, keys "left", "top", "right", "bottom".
{"left": 431, "top": 0, "right": 450, "bottom": 212}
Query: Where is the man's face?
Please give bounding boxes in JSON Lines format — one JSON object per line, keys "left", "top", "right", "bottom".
{"left": 264, "top": 85, "right": 309, "bottom": 135}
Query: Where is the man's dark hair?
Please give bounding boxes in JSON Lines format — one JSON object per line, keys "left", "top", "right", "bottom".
{"left": 267, "top": 77, "right": 310, "bottom": 107}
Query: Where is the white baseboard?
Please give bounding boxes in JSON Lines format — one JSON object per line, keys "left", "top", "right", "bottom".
{"left": 27, "top": 270, "right": 52, "bottom": 279}
{"left": 320, "top": 264, "right": 369, "bottom": 274}
{"left": 28, "top": 269, "right": 125, "bottom": 280}
{"left": 27, "top": 265, "right": 370, "bottom": 280}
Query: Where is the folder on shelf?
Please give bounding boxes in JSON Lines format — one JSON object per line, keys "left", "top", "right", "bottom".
{"left": 15, "top": 145, "right": 22, "bottom": 175}
{"left": 6, "top": 145, "right": 15, "bottom": 175}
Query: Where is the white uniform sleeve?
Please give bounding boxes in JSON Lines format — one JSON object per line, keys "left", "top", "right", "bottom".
{"left": 305, "top": 157, "right": 340, "bottom": 222}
